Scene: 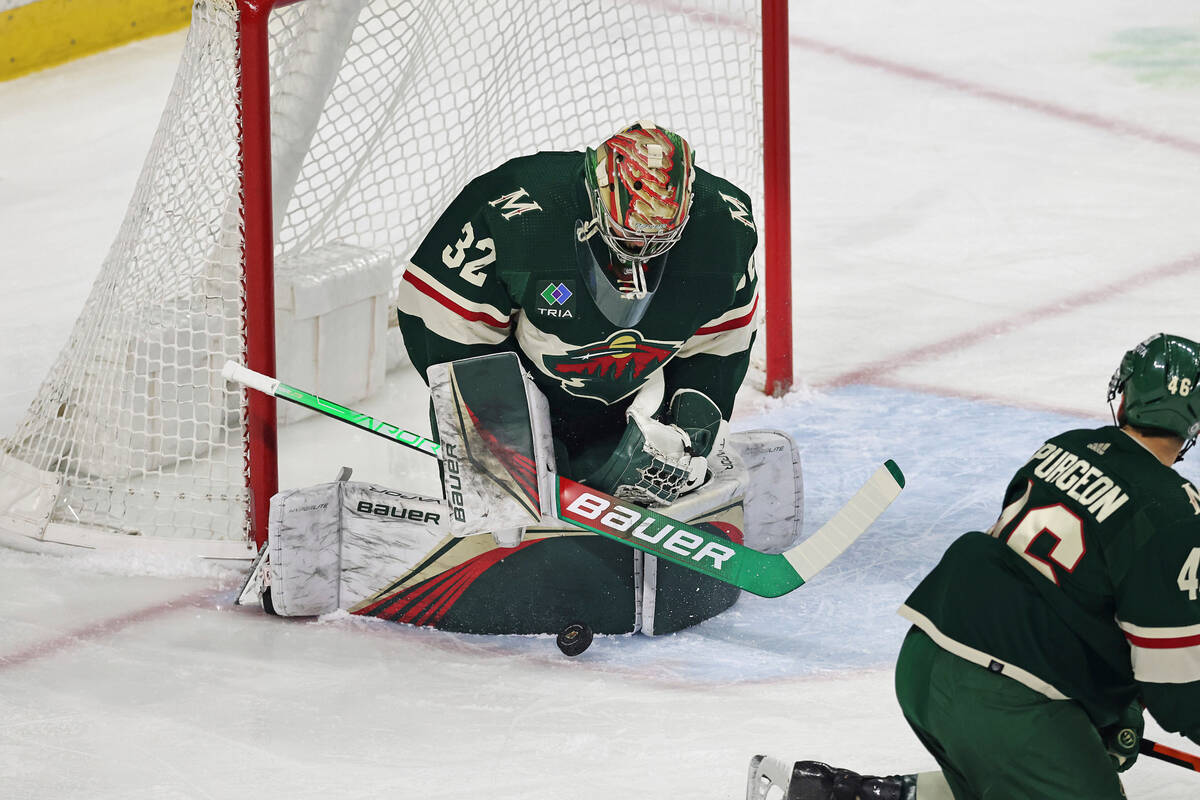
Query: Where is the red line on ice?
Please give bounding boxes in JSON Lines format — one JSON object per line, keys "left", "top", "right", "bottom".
{"left": 789, "top": 35, "right": 1200, "bottom": 157}
{"left": 823, "top": 251, "right": 1200, "bottom": 388}
{"left": 648, "top": 0, "right": 1200, "bottom": 155}
{"left": 0, "top": 588, "right": 217, "bottom": 670}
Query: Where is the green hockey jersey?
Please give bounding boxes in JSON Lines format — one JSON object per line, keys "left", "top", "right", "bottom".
{"left": 395, "top": 151, "right": 759, "bottom": 442}
{"left": 900, "top": 426, "right": 1200, "bottom": 742}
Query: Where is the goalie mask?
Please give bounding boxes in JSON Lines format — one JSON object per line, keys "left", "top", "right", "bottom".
{"left": 581, "top": 122, "right": 695, "bottom": 303}
{"left": 1107, "top": 333, "right": 1200, "bottom": 459}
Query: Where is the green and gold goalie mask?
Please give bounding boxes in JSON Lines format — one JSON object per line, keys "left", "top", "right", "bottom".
{"left": 583, "top": 122, "right": 696, "bottom": 297}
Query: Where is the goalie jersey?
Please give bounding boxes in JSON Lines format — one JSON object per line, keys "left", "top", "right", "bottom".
{"left": 395, "top": 151, "right": 760, "bottom": 440}
{"left": 900, "top": 426, "right": 1200, "bottom": 743}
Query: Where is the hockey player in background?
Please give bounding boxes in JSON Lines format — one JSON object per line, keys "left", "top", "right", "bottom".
{"left": 750, "top": 333, "right": 1200, "bottom": 800}
{"left": 383, "top": 121, "right": 762, "bottom": 634}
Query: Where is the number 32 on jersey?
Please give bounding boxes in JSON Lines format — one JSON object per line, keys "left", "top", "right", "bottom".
{"left": 442, "top": 221, "right": 495, "bottom": 286}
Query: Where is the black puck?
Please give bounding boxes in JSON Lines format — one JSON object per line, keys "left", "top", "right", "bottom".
{"left": 556, "top": 621, "right": 593, "bottom": 657}
{"left": 261, "top": 586, "right": 277, "bottom": 616}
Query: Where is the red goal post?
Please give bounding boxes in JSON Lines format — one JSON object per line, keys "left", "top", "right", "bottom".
{"left": 0, "top": 0, "right": 791, "bottom": 556}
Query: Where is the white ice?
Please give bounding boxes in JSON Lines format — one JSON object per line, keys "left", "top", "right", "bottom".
{"left": 3, "top": 2, "right": 1200, "bottom": 798}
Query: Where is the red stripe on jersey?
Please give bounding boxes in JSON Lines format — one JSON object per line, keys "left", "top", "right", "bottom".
{"left": 403, "top": 269, "right": 510, "bottom": 329}
{"left": 1125, "top": 630, "right": 1200, "bottom": 649}
{"left": 695, "top": 295, "right": 758, "bottom": 336}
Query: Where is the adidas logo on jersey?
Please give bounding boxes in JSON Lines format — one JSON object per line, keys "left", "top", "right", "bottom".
{"left": 1087, "top": 442, "right": 1111, "bottom": 455}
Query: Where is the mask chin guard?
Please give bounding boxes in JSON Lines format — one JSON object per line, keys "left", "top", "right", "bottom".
{"left": 574, "top": 220, "right": 665, "bottom": 328}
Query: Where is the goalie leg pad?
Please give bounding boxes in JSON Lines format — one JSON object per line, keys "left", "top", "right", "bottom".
{"left": 266, "top": 480, "right": 446, "bottom": 616}
{"left": 267, "top": 484, "right": 344, "bottom": 616}
{"left": 729, "top": 429, "right": 804, "bottom": 554}
{"left": 265, "top": 476, "right": 638, "bottom": 633}
{"left": 347, "top": 526, "right": 641, "bottom": 634}
{"left": 428, "top": 352, "right": 557, "bottom": 539}
{"left": 337, "top": 483, "right": 450, "bottom": 610}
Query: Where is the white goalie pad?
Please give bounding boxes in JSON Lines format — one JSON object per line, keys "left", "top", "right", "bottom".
{"left": 266, "top": 479, "right": 447, "bottom": 616}
{"left": 652, "top": 429, "right": 804, "bottom": 553}
{"left": 731, "top": 429, "right": 805, "bottom": 554}
{"left": 428, "top": 352, "right": 557, "bottom": 538}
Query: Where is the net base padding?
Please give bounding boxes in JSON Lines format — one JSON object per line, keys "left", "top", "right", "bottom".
{"left": 0, "top": 523, "right": 256, "bottom": 561}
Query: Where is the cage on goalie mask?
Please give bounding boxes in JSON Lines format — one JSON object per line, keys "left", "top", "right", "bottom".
{"left": 582, "top": 121, "right": 695, "bottom": 297}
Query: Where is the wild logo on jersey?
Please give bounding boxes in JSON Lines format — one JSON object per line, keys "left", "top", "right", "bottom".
{"left": 543, "top": 330, "right": 678, "bottom": 403}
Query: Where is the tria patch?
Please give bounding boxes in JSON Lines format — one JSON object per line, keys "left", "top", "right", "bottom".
{"left": 542, "top": 329, "right": 679, "bottom": 403}
{"left": 536, "top": 281, "right": 575, "bottom": 318}
{"left": 1087, "top": 442, "right": 1111, "bottom": 455}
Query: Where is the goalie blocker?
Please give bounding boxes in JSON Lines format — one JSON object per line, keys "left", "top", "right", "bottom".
{"left": 253, "top": 353, "right": 805, "bottom": 635}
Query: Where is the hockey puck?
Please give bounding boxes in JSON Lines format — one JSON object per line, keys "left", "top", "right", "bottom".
{"left": 261, "top": 586, "right": 277, "bottom": 616}
{"left": 556, "top": 622, "right": 593, "bottom": 657}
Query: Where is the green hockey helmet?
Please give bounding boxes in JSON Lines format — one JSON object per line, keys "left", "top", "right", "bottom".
{"left": 583, "top": 121, "right": 695, "bottom": 282}
{"left": 1107, "top": 333, "right": 1200, "bottom": 452}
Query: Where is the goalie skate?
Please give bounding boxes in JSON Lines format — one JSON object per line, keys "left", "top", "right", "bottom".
{"left": 234, "top": 543, "right": 270, "bottom": 607}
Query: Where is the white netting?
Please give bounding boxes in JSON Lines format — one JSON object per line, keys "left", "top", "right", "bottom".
{"left": 0, "top": 0, "right": 763, "bottom": 550}
{"left": 1, "top": 3, "right": 246, "bottom": 546}
{"left": 269, "top": 0, "right": 764, "bottom": 264}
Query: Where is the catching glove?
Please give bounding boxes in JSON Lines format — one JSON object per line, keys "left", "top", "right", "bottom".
{"left": 668, "top": 389, "right": 725, "bottom": 459}
{"left": 1100, "top": 700, "right": 1144, "bottom": 772}
{"left": 588, "top": 389, "right": 723, "bottom": 507}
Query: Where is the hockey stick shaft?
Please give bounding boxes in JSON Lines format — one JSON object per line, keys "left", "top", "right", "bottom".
{"left": 223, "top": 361, "right": 904, "bottom": 597}
{"left": 222, "top": 361, "right": 441, "bottom": 458}
{"left": 1140, "top": 738, "right": 1200, "bottom": 772}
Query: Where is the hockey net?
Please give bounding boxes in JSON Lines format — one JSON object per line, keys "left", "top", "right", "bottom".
{"left": 0, "top": 0, "right": 768, "bottom": 558}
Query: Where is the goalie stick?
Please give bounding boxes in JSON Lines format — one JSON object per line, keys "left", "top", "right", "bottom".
{"left": 222, "top": 360, "right": 905, "bottom": 598}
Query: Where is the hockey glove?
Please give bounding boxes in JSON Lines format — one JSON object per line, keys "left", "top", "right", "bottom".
{"left": 1101, "top": 700, "right": 1144, "bottom": 772}
{"left": 587, "top": 407, "right": 712, "bottom": 507}
{"left": 668, "top": 389, "right": 725, "bottom": 459}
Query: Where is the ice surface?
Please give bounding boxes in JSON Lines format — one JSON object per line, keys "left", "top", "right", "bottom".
{"left": 3, "top": 3, "right": 1200, "bottom": 798}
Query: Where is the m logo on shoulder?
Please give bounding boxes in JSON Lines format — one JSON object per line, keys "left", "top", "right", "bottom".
{"left": 1184, "top": 482, "right": 1200, "bottom": 515}
{"left": 720, "top": 192, "right": 756, "bottom": 230}
{"left": 1087, "top": 442, "right": 1111, "bottom": 456}
{"left": 489, "top": 188, "right": 543, "bottom": 220}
